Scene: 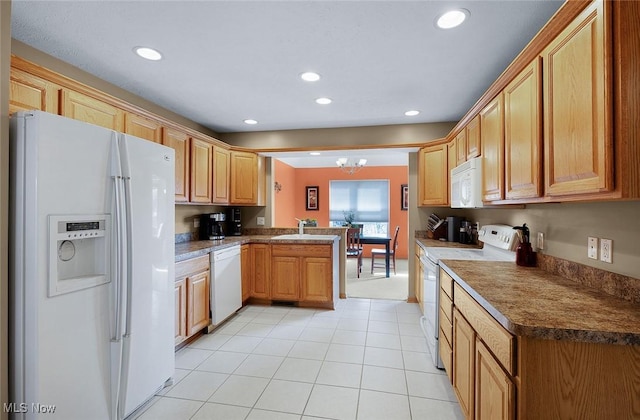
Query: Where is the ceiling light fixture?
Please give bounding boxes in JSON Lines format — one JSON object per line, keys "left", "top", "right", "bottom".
{"left": 316, "top": 97, "right": 332, "bottom": 105}
{"left": 405, "top": 110, "right": 420, "bottom": 116}
{"left": 301, "top": 72, "right": 321, "bottom": 82}
{"left": 243, "top": 119, "right": 258, "bottom": 125}
{"left": 133, "top": 46, "right": 163, "bottom": 61}
{"left": 336, "top": 157, "right": 367, "bottom": 175}
{"left": 436, "top": 9, "right": 469, "bottom": 29}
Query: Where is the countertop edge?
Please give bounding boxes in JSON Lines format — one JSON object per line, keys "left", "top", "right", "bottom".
{"left": 439, "top": 261, "right": 640, "bottom": 346}
{"left": 175, "top": 235, "right": 340, "bottom": 262}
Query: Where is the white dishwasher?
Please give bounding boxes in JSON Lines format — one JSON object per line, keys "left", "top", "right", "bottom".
{"left": 210, "top": 245, "right": 242, "bottom": 325}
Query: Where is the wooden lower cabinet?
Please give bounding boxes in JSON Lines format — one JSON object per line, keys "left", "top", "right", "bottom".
{"left": 300, "top": 256, "right": 332, "bottom": 303}
{"left": 453, "top": 309, "right": 476, "bottom": 420}
{"left": 241, "top": 244, "right": 250, "bottom": 302}
{"left": 443, "top": 266, "right": 639, "bottom": 419}
{"left": 269, "top": 245, "right": 333, "bottom": 305}
{"left": 476, "top": 339, "right": 515, "bottom": 420}
{"left": 250, "top": 244, "right": 271, "bottom": 299}
{"left": 187, "top": 270, "right": 210, "bottom": 337}
{"left": 271, "top": 256, "right": 300, "bottom": 300}
{"left": 174, "top": 278, "right": 187, "bottom": 345}
{"left": 175, "top": 255, "right": 210, "bottom": 346}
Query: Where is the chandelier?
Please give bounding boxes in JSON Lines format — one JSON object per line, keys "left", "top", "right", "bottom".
{"left": 336, "top": 158, "right": 367, "bottom": 175}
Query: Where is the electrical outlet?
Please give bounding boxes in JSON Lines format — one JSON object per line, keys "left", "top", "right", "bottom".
{"left": 537, "top": 232, "right": 544, "bottom": 250}
{"left": 588, "top": 237, "right": 598, "bottom": 260}
{"left": 193, "top": 218, "right": 200, "bottom": 228}
{"left": 600, "top": 238, "right": 612, "bottom": 263}
{"left": 256, "top": 216, "right": 265, "bottom": 226}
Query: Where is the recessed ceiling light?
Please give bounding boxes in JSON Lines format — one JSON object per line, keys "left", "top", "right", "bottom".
{"left": 133, "top": 46, "right": 163, "bottom": 61}
{"left": 405, "top": 110, "right": 420, "bottom": 116}
{"left": 436, "top": 9, "right": 469, "bottom": 29}
{"left": 301, "top": 72, "right": 321, "bottom": 82}
{"left": 315, "top": 97, "right": 332, "bottom": 105}
{"left": 309, "top": 152, "right": 321, "bottom": 156}
{"left": 243, "top": 119, "right": 258, "bottom": 125}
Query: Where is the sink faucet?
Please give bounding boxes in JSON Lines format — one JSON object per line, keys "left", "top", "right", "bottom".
{"left": 295, "top": 218, "right": 306, "bottom": 235}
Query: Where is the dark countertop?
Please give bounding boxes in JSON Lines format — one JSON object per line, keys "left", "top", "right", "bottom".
{"left": 440, "top": 260, "right": 640, "bottom": 346}
{"left": 175, "top": 235, "right": 340, "bottom": 262}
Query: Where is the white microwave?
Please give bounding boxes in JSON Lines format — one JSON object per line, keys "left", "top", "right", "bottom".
{"left": 450, "top": 157, "right": 483, "bottom": 208}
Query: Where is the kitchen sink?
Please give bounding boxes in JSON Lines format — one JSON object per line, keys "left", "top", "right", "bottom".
{"left": 271, "top": 234, "right": 337, "bottom": 240}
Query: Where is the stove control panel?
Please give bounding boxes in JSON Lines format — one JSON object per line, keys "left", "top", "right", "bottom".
{"left": 478, "top": 224, "right": 518, "bottom": 251}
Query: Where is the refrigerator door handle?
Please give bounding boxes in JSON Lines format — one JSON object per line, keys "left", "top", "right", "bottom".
{"left": 120, "top": 134, "right": 134, "bottom": 338}
{"left": 110, "top": 133, "right": 125, "bottom": 342}
{"left": 111, "top": 174, "right": 122, "bottom": 342}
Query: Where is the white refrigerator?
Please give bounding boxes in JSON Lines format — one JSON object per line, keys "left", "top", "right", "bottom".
{"left": 9, "top": 111, "right": 175, "bottom": 419}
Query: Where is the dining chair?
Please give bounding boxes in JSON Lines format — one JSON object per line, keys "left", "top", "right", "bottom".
{"left": 346, "top": 227, "right": 363, "bottom": 278}
{"left": 370, "top": 226, "right": 400, "bottom": 275}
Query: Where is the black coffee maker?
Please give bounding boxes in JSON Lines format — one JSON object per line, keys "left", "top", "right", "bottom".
{"left": 200, "top": 212, "right": 225, "bottom": 240}
{"left": 227, "top": 208, "right": 242, "bottom": 236}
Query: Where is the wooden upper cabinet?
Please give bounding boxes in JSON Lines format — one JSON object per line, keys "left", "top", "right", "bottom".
{"left": 447, "top": 141, "right": 457, "bottom": 204}
{"left": 9, "top": 68, "right": 59, "bottom": 114}
{"left": 542, "top": 0, "right": 612, "bottom": 197}
{"left": 230, "top": 151, "right": 259, "bottom": 205}
{"left": 504, "top": 58, "right": 543, "bottom": 200}
{"left": 466, "top": 115, "right": 481, "bottom": 160}
{"left": 125, "top": 112, "right": 163, "bottom": 143}
{"left": 60, "top": 89, "right": 124, "bottom": 131}
{"left": 163, "top": 128, "right": 190, "bottom": 202}
{"left": 455, "top": 130, "right": 467, "bottom": 166}
{"left": 212, "top": 146, "right": 231, "bottom": 204}
{"left": 418, "top": 143, "right": 448, "bottom": 206}
{"left": 190, "top": 137, "right": 214, "bottom": 204}
{"left": 481, "top": 94, "right": 505, "bottom": 202}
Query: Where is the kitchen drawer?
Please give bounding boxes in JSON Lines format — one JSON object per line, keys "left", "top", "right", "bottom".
{"left": 175, "top": 254, "right": 209, "bottom": 278}
{"left": 440, "top": 287, "right": 453, "bottom": 323}
{"left": 271, "top": 244, "right": 331, "bottom": 258}
{"left": 439, "top": 327, "right": 453, "bottom": 382}
{"left": 454, "top": 283, "right": 515, "bottom": 375}
{"left": 439, "top": 307, "right": 453, "bottom": 346}
{"left": 440, "top": 268, "right": 454, "bottom": 299}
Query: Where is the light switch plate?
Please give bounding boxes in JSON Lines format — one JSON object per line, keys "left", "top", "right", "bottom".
{"left": 588, "top": 237, "right": 598, "bottom": 260}
{"left": 193, "top": 218, "right": 200, "bottom": 228}
{"left": 537, "top": 232, "right": 544, "bottom": 250}
{"left": 256, "top": 216, "right": 265, "bottom": 226}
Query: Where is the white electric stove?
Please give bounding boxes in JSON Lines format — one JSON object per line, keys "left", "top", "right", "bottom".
{"left": 419, "top": 224, "right": 518, "bottom": 369}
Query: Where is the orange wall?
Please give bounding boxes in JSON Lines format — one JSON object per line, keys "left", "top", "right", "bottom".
{"left": 274, "top": 162, "right": 409, "bottom": 259}
{"left": 274, "top": 159, "right": 298, "bottom": 227}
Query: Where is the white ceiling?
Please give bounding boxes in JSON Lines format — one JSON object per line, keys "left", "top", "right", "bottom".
{"left": 10, "top": 0, "right": 563, "bottom": 136}
{"left": 262, "top": 147, "right": 416, "bottom": 168}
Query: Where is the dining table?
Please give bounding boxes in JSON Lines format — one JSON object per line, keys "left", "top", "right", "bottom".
{"left": 359, "top": 235, "right": 392, "bottom": 278}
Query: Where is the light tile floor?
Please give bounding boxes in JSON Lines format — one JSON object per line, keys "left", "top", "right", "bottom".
{"left": 134, "top": 299, "right": 464, "bottom": 420}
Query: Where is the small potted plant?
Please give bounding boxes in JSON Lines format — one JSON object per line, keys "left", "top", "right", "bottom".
{"left": 343, "top": 210, "right": 355, "bottom": 227}
{"left": 304, "top": 218, "right": 317, "bottom": 227}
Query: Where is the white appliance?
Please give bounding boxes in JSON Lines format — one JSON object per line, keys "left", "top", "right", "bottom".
{"left": 450, "top": 156, "right": 484, "bottom": 208}
{"left": 419, "top": 224, "right": 518, "bottom": 369}
{"left": 211, "top": 245, "right": 242, "bottom": 325}
{"left": 10, "top": 111, "right": 175, "bottom": 420}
